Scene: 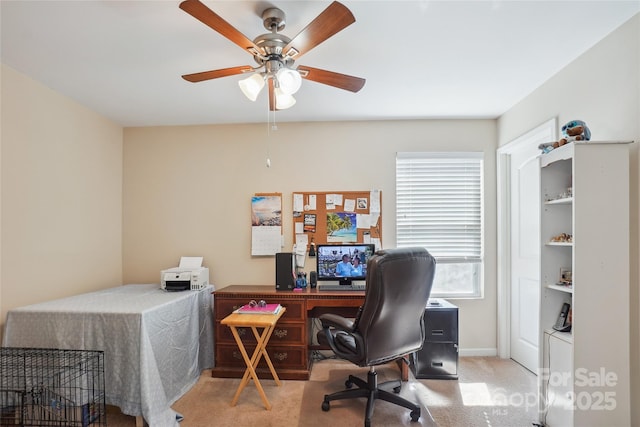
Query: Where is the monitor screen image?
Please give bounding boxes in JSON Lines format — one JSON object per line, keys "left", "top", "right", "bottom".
{"left": 316, "top": 244, "right": 376, "bottom": 285}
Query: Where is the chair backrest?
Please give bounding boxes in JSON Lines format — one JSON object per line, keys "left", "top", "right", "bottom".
{"left": 356, "top": 247, "right": 436, "bottom": 366}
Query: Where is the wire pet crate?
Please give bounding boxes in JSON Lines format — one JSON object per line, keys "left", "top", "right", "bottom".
{"left": 1, "top": 348, "right": 106, "bottom": 426}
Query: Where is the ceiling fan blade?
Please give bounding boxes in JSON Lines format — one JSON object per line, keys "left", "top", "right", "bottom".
{"left": 182, "top": 66, "right": 253, "bottom": 83}
{"left": 282, "top": 1, "right": 355, "bottom": 59}
{"left": 180, "top": 0, "right": 261, "bottom": 55}
{"left": 268, "top": 78, "right": 276, "bottom": 111}
{"left": 297, "top": 66, "right": 365, "bottom": 93}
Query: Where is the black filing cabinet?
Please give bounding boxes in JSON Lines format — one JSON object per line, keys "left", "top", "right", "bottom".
{"left": 410, "top": 299, "right": 459, "bottom": 379}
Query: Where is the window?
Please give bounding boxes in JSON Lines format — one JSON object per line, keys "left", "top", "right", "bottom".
{"left": 396, "top": 152, "right": 483, "bottom": 298}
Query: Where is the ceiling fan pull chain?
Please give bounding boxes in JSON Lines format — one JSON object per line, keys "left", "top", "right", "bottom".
{"left": 265, "top": 107, "right": 276, "bottom": 168}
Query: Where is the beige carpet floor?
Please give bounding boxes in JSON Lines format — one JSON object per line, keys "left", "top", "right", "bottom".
{"left": 106, "top": 356, "right": 538, "bottom": 427}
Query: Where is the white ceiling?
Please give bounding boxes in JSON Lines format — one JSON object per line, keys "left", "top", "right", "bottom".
{"left": 2, "top": 1, "right": 639, "bottom": 127}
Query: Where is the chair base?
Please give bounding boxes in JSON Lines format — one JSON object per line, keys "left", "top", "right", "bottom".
{"left": 321, "top": 367, "right": 421, "bottom": 427}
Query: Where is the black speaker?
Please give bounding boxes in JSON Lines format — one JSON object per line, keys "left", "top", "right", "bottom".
{"left": 275, "top": 252, "right": 295, "bottom": 290}
{"left": 309, "top": 271, "right": 317, "bottom": 288}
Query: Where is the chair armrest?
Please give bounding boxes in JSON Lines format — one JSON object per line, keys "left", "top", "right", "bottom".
{"left": 319, "top": 313, "right": 355, "bottom": 331}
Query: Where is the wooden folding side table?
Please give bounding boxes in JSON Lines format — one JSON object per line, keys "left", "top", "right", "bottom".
{"left": 221, "top": 307, "right": 286, "bottom": 410}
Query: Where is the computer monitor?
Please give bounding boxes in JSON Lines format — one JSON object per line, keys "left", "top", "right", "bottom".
{"left": 316, "top": 243, "right": 376, "bottom": 286}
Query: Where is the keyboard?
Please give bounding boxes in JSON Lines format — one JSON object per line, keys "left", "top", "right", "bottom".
{"left": 317, "top": 283, "right": 366, "bottom": 291}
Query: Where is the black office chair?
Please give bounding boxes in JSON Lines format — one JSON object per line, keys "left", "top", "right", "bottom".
{"left": 317, "top": 247, "right": 436, "bottom": 427}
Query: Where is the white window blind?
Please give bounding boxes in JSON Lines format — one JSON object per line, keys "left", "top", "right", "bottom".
{"left": 396, "top": 152, "right": 483, "bottom": 297}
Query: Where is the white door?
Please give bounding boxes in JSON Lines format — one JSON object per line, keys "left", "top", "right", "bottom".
{"left": 498, "top": 119, "right": 556, "bottom": 373}
{"left": 509, "top": 143, "right": 541, "bottom": 372}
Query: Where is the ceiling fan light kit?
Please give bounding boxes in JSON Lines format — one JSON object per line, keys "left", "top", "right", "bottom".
{"left": 238, "top": 74, "right": 265, "bottom": 102}
{"left": 274, "top": 88, "right": 296, "bottom": 110}
{"left": 238, "top": 67, "right": 301, "bottom": 109}
{"left": 179, "top": 0, "right": 365, "bottom": 111}
{"left": 238, "top": 74, "right": 264, "bottom": 101}
{"left": 276, "top": 68, "right": 302, "bottom": 95}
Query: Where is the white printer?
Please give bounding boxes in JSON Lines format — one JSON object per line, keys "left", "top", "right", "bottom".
{"left": 160, "top": 256, "right": 210, "bottom": 291}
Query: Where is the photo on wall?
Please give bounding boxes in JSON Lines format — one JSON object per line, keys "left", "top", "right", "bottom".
{"left": 327, "top": 212, "right": 357, "bottom": 242}
{"left": 304, "top": 214, "right": 316, "bottom": 232}
{"left": 251, "top": 195, "right": 282, "bottom": 226}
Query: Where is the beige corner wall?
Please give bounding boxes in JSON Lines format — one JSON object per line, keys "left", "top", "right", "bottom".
{"left": 123, "top": 119, "right": 498, "bottom": 353}
{"left": 497, "top": 13, "right": 640, "bottom": 425}
{"left": 0, "top": 64, "right": 123, "bottom": 340}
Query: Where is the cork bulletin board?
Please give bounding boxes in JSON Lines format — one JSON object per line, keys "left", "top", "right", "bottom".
{"left": 291, "top": 190, "right": 382, "bottom": 250}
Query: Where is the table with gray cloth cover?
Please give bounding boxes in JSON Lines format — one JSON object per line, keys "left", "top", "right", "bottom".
{"left": 2, "top": 284, "right": 215, "bottom": 427}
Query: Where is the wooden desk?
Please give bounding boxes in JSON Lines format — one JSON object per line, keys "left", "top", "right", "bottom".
{"left": 213, "top": 285, "right": 364, "bottom": 380}
{"left": 221, "top": 308, "right": 286, "bottom": 410}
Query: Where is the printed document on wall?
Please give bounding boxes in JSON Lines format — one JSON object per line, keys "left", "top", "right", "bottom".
{"left": 251, "top": 194, "right": 282, "bottom": 255}
{"left": 252, "top": 226, "right": 282, "bottom": 255}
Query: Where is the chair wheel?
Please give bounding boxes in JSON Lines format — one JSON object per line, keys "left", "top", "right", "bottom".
{"left": 393, "top": 385, "right": 401, "bottom": 393}
{"left": 410, "top": 408, "right": 420, "bottom": 422}
{"left": 322, "top": 400, "right": 330, "bottom": 411}
{"left": 345, "top": 379, "right": 353, "bottom": 388}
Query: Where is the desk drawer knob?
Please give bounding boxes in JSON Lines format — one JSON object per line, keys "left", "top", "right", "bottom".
{"left": 273, "top": 352, "right": 288, "bottom": 361}
{"left": 273, "top": 328, "right": 288, "bottom": 339}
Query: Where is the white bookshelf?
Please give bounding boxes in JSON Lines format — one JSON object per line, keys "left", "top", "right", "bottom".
{"left": 538, "top": 141, "right": 632, "bottom": 426}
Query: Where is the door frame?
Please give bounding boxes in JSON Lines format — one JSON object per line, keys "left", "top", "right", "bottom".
{"left": 496, "top": 118, "right": 557, "bottom": 358}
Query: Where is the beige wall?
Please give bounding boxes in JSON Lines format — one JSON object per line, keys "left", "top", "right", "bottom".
{"left": 123, "top": 120, "right": 498, "bottom": 353}
{"left": 0, "top": 64, "right": 124, "bottom": 340}
{"left": 497, "top": 14, "right": 640, "bottom": 425}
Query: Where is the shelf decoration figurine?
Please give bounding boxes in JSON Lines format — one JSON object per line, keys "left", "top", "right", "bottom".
{"left": 538, "top": 119, "right": 591, "bottom": 153}
{"left": 550, "top": 233, "right": 573, "bottom": 243}
{"left": 559, "top": 268, "right": 572, "bottom": 287}
{"left": 545, "top": 187, "right": 573, "bottom": 202}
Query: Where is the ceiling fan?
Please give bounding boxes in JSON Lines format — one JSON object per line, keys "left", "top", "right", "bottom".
{"left": 179, "top": 0, "right": 366, "bottom": 111}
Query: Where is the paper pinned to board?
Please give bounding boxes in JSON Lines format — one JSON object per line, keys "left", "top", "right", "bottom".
{"left": 179, "top": 256, "right": 203, "bottom": 268}
{"left": 344, "top": 199, "right": 356, "bottom": 212}
{"left": 293, "top": 193, "right": 304, "bottom": 212}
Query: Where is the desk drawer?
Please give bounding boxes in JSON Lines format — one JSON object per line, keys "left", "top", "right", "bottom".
{"left": 215, "top": 298, "right": 305, "bottom": 322}
{"left": 216, "top": 343, "right": 307, "bottom": 371}
{"left": 411, "top": 342, "right": 458, "bottom": 379}
{"left": 424, "top": 310, "right": 458, "bottom": 343}
{"left": 216, "top": 322, "right": 306, "bottom": 346}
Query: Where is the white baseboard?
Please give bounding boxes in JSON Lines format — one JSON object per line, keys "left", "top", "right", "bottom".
{"left": 459, "top": 348, "right": 498, "bottom": 357}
